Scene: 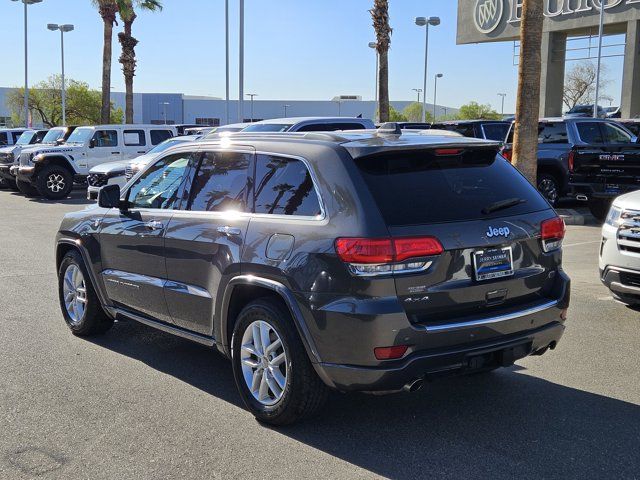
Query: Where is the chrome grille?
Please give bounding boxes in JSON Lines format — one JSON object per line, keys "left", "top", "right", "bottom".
{"left": 87, "top": 173, "right": 109, "bottom": 188}
{"left": 125, "top": 164, "right": 134, "bottom": 181}
{"left": 19, "top": 152, "right": 31, "bottom": 167}
{"left": 617, "top": 209, "right": 640, "bottom": 253}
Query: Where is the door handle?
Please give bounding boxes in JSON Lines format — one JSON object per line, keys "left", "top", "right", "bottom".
{"left": 112, "top": 151, "right": 121, "bottom": 155}
{"left": 145, "top": 220, "right": 164, "bottom": 231}
{"left": 217, "top": 226, "right": 242, "bottom": 236}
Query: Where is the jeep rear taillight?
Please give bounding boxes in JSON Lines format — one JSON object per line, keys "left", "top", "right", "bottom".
{"left": 335, "top": 237, "right": 443, "bottom": 276}
{"left": 501, "top": 146, "right": 513, "bottom": 163}
{"left": 541, "top": 217, "right": 565, "bottom": 252}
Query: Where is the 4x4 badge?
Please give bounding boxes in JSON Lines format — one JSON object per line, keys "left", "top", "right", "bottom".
{"left": 486, "top": 226, "right": 510, "bottom": 238}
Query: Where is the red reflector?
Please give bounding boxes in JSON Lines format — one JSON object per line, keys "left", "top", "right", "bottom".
{"left": 393, "top": 237, "right": 443, "bottom": 261}
{"left": 374, "top": 345, "right": 409, "bottom": 360}
{"left": 541, "top": 217, "right": 565, "bottom": 240}
{"left": 568, "top": 150, "right": 575, "bottom": 172}
{"left": 434, "top": 148, "right": 464, "bottom": 156}
{"left": 501, "top": 147, "right": 513, "bottom": 163}
{"left": 334, "top": 238, "right": 394, "bottom": 264}
{"left": 335, "top": 237, "right": 443, "bottom": 264}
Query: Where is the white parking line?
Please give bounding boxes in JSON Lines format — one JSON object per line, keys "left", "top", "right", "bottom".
{"left": 563, "top": 240, "right": 601, "bottom": 248}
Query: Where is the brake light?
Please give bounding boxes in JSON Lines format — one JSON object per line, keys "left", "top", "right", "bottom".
{"left": 541, "top": 217, "right": 565, "bottom": 252}
{"left": 335, "top": 236, "right": 443, "bottom": 276}
{"left": 374, "top": 345, "right": 409, "bottom": 360}
{"left": 501, "top": 146, "right": 513, "bottom": 162}
{"left": 568, "top": 150, "right": 575, "bottom": 172}
{"left": 434, "top": 148, "right": 464, "bottom": 156}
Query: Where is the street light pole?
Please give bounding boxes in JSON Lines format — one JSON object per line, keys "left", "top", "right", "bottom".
{"left": 433, "top": 73, "right": 443, "bottom": 120}
{"left": 415, "top": 16, "right": 440, "bottom": 123}
{"left": 160, "top": 102, "right": 169, "bottom": 125}
{"left": 283, "top": 104, "right": 290, "bottom": 117}
{"left": 246, "top": 93, "right": 257, "bottom": 122}
{"left": 368, "top": 42, "right": 378, "bottom": 122}
{"left": 238, "top": 0, "right": 244, "bottom": 123}
{"left": 225, "top": 0, "right": 229, "bottom": 125}
{"left": 48, "top": 24, "right": 74, "bottom": 126}
{"left": 412, "top": 88, "right": 422, "bottom": 103}
{"left": 12, "top": 0, "right": 43, "bottom": 128}
{"left": 498, "top": 93, "right": 507, "bottom": 116}
{"left": 594, "top": 0, "right": 606, "bottom": 118}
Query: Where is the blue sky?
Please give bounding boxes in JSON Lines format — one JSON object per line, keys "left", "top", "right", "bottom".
{"left": 0, "top": 0, "right": 623, "bottom": 113}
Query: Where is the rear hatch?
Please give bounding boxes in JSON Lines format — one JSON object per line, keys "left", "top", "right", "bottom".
{"left": 353, "top": 146, "right": 563, "bottom": 329}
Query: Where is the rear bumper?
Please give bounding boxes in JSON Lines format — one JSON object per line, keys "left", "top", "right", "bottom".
{"left": 569, "top": 181, "right": 637, "bottom": 199}
{"left": 317, "top": 321, "right": 565, "bottom": 392}
{"left": 307, "top": 270, "right": 570, "bottom": 392}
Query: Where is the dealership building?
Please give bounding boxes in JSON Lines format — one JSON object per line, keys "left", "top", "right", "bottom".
{"left": 458, "top": 0, "right": 640, "bottom": 117}
{"left": 0, "top": 87, "right": 454, "bottom": 128}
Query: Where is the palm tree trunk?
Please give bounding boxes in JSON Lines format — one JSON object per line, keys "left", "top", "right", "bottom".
{"left": 370, "top": 0, "right": 392, "bottom": 123}
{"left": 119, "top": 13, "right": 138, "bottom": 124}
{"left": 99, "top": 3, "right": 118, "bottom": 124}
{"left": 512, "top": 0, "right": 544, "bottom": 185}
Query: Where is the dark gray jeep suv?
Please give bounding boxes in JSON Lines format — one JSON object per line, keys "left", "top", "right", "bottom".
{"left": 55, "top": 129, "right": 570, "bottom": 425}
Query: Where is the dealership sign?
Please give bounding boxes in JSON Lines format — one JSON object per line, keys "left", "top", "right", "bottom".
{"left": 473, "top": 0, "right": 640, "bottom": 33}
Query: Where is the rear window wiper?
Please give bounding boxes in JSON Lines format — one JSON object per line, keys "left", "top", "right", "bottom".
{"left": 482, "top": 197, "right": 527, "bottom": 215}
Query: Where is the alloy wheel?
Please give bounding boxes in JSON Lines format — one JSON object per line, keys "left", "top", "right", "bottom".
{"left": 63, "top": 264, "right": 87, "bottom": 325}
{"left": 240, "top": 320, "right": 288, "bottom": 406}
{"left": 538, "top": 178, "right": 558, "bottom": 205}
{"left": 47, "top": 173, "right": 66, "bottom": 193}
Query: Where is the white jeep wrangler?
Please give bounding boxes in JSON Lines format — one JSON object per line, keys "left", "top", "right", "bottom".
{"left": 15, "top": 124, "right": 176, "bottom": 199}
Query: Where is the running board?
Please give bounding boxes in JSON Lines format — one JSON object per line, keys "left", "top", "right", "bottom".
{"left": 114, "top": 308, "right": 215, "bottom": 347}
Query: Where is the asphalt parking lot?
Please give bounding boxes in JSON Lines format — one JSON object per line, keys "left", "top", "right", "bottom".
{"left": 0, "top": 189, "right": 639, "bottom": 480}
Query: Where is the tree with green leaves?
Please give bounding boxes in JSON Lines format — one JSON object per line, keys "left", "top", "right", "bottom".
{"left": 403, "top": 102, "right": 434, "bottom": 123}
{"left": 92, "top": 0, "right": 119, "bottom": 124}
{"left": 118, "top": 0, "right": 163, "bottom": 124}
{"left": 7, "top": 76, "right": 123, "bottom": 127}
{"left": 370, "top": 0, "right": 392, "bottom": 122}
{"left": 457, "top": 101, "right": 501, "bottom": 120}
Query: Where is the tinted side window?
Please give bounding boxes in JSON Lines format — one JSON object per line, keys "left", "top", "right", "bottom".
{"left": 188, "top": 151, "right": 250, "bottom": 212}
{"left": 11, "top": 131, "right": 23, "bottom": 143}
{"left": 0, "top": 132, "right": 7, "bottom": 146}
{"left": 150, "top": 129, "right": 173, "bottom": 145}
{"left": 123, "top": 129, "right": 146, "bottom": 146}
{"left": 622, "top": 122, "right": 640, "bottom": 137}
{"left": 602, "top": 123, "right": 633, "bottom": 143}
{"left": 576, "top": 123, "right": 604, "bottom": 143}
{"left": 92, "top": 130, "right": 118, "bottom": 147}
{"left": 128, "top": 152, "right": 191, "bottom": 209}
{"left": 482, "top": 123, "right": 509, "bottom": 141}
{"left": 538, "top": 122, "right": 568, "bottom": 144}
{"left": 254, "top": 155, "right": 322, "bottom": 217}
{"left": 435, "top": 124, "right": 475, "bottom": 137}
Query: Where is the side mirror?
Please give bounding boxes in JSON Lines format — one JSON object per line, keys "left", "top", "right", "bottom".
{"left": 55, "top": 138, "right": 65, "bottom": 145}
{"left": 98, "top": 184, "right": 123, "bottom": 209}
{"left": 89, "top": 138, "right": 96, "bottom": 149}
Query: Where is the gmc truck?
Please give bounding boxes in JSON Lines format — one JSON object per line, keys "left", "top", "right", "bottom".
{"left": 502, "top": 118, "right": 640, "bottom": 217}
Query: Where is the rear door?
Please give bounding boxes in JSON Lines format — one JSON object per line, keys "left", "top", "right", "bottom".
{"left": 99, "top": 150, "right": 193, "bottom": 322}
{"left": 353, "top": 147, "right": 558, "bottom": 331}
{"left": 122, "top": 129, "right": 149, "bottom": 160}
{"left": 571, "top": 121, "right": 640, "bottom": 195}
{"left": 163, "top": 148, "right": 253, "bottom": 335}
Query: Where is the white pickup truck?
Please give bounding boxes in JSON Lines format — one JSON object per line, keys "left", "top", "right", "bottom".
{"left": 0, "top": 129, "right": 47, "bottom": 189}
{"left": 16, "top": 124, "right": 176, "bottom": 199}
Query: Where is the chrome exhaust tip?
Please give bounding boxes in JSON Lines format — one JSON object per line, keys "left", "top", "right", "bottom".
{"left": 403, "top": 378, "right": 424, "bottom": 393}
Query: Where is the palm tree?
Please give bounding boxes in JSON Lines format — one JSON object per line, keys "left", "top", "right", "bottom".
{"left": 370, "top": 0, "right": 392, "bottom": 123}
{"left": 92, "top": 0, "right": 119, "bottom": 124}
{"left": 512, "top": 0, "right": 544, "bottom": 185}
{"left": 118, "top": 0, "right": 163, "bottom": 124}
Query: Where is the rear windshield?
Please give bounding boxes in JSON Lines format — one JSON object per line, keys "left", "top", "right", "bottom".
{"left": 481, "top": 123, "right": 509, "bottom": 141}
{"left": 354, "top": 149, "right": 549, "bottom": 226}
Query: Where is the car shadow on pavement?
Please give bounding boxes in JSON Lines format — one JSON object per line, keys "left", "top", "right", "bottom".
{"left": 89, "top": 320, "right": 640, "bottom": 480}
{"left": 13, "top": 189, "right": 94, "bottom": 206}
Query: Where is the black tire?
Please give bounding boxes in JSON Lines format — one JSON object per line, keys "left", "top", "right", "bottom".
{"left": 588, "top": 198, "right": 612, "bottom": 222}
{"left": 7, "top": 178, "right": 18, "bottom": 191}
{"left": 0, "top": 177, "right": 7, "bottom": 189}
{"left": 16, "top": 179, "right": 39, "bottom": 197}
{"left": 58, "top": 250, "right": 113, "bottom": 336}
{"left": 537, "top": 172, "right": 560, "bottom": 207}
{"left": 231, "top": 298, "right": 328, "bottom": 426}
{"left": 36, "top": 164, "right": 73, "bottom": 200}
